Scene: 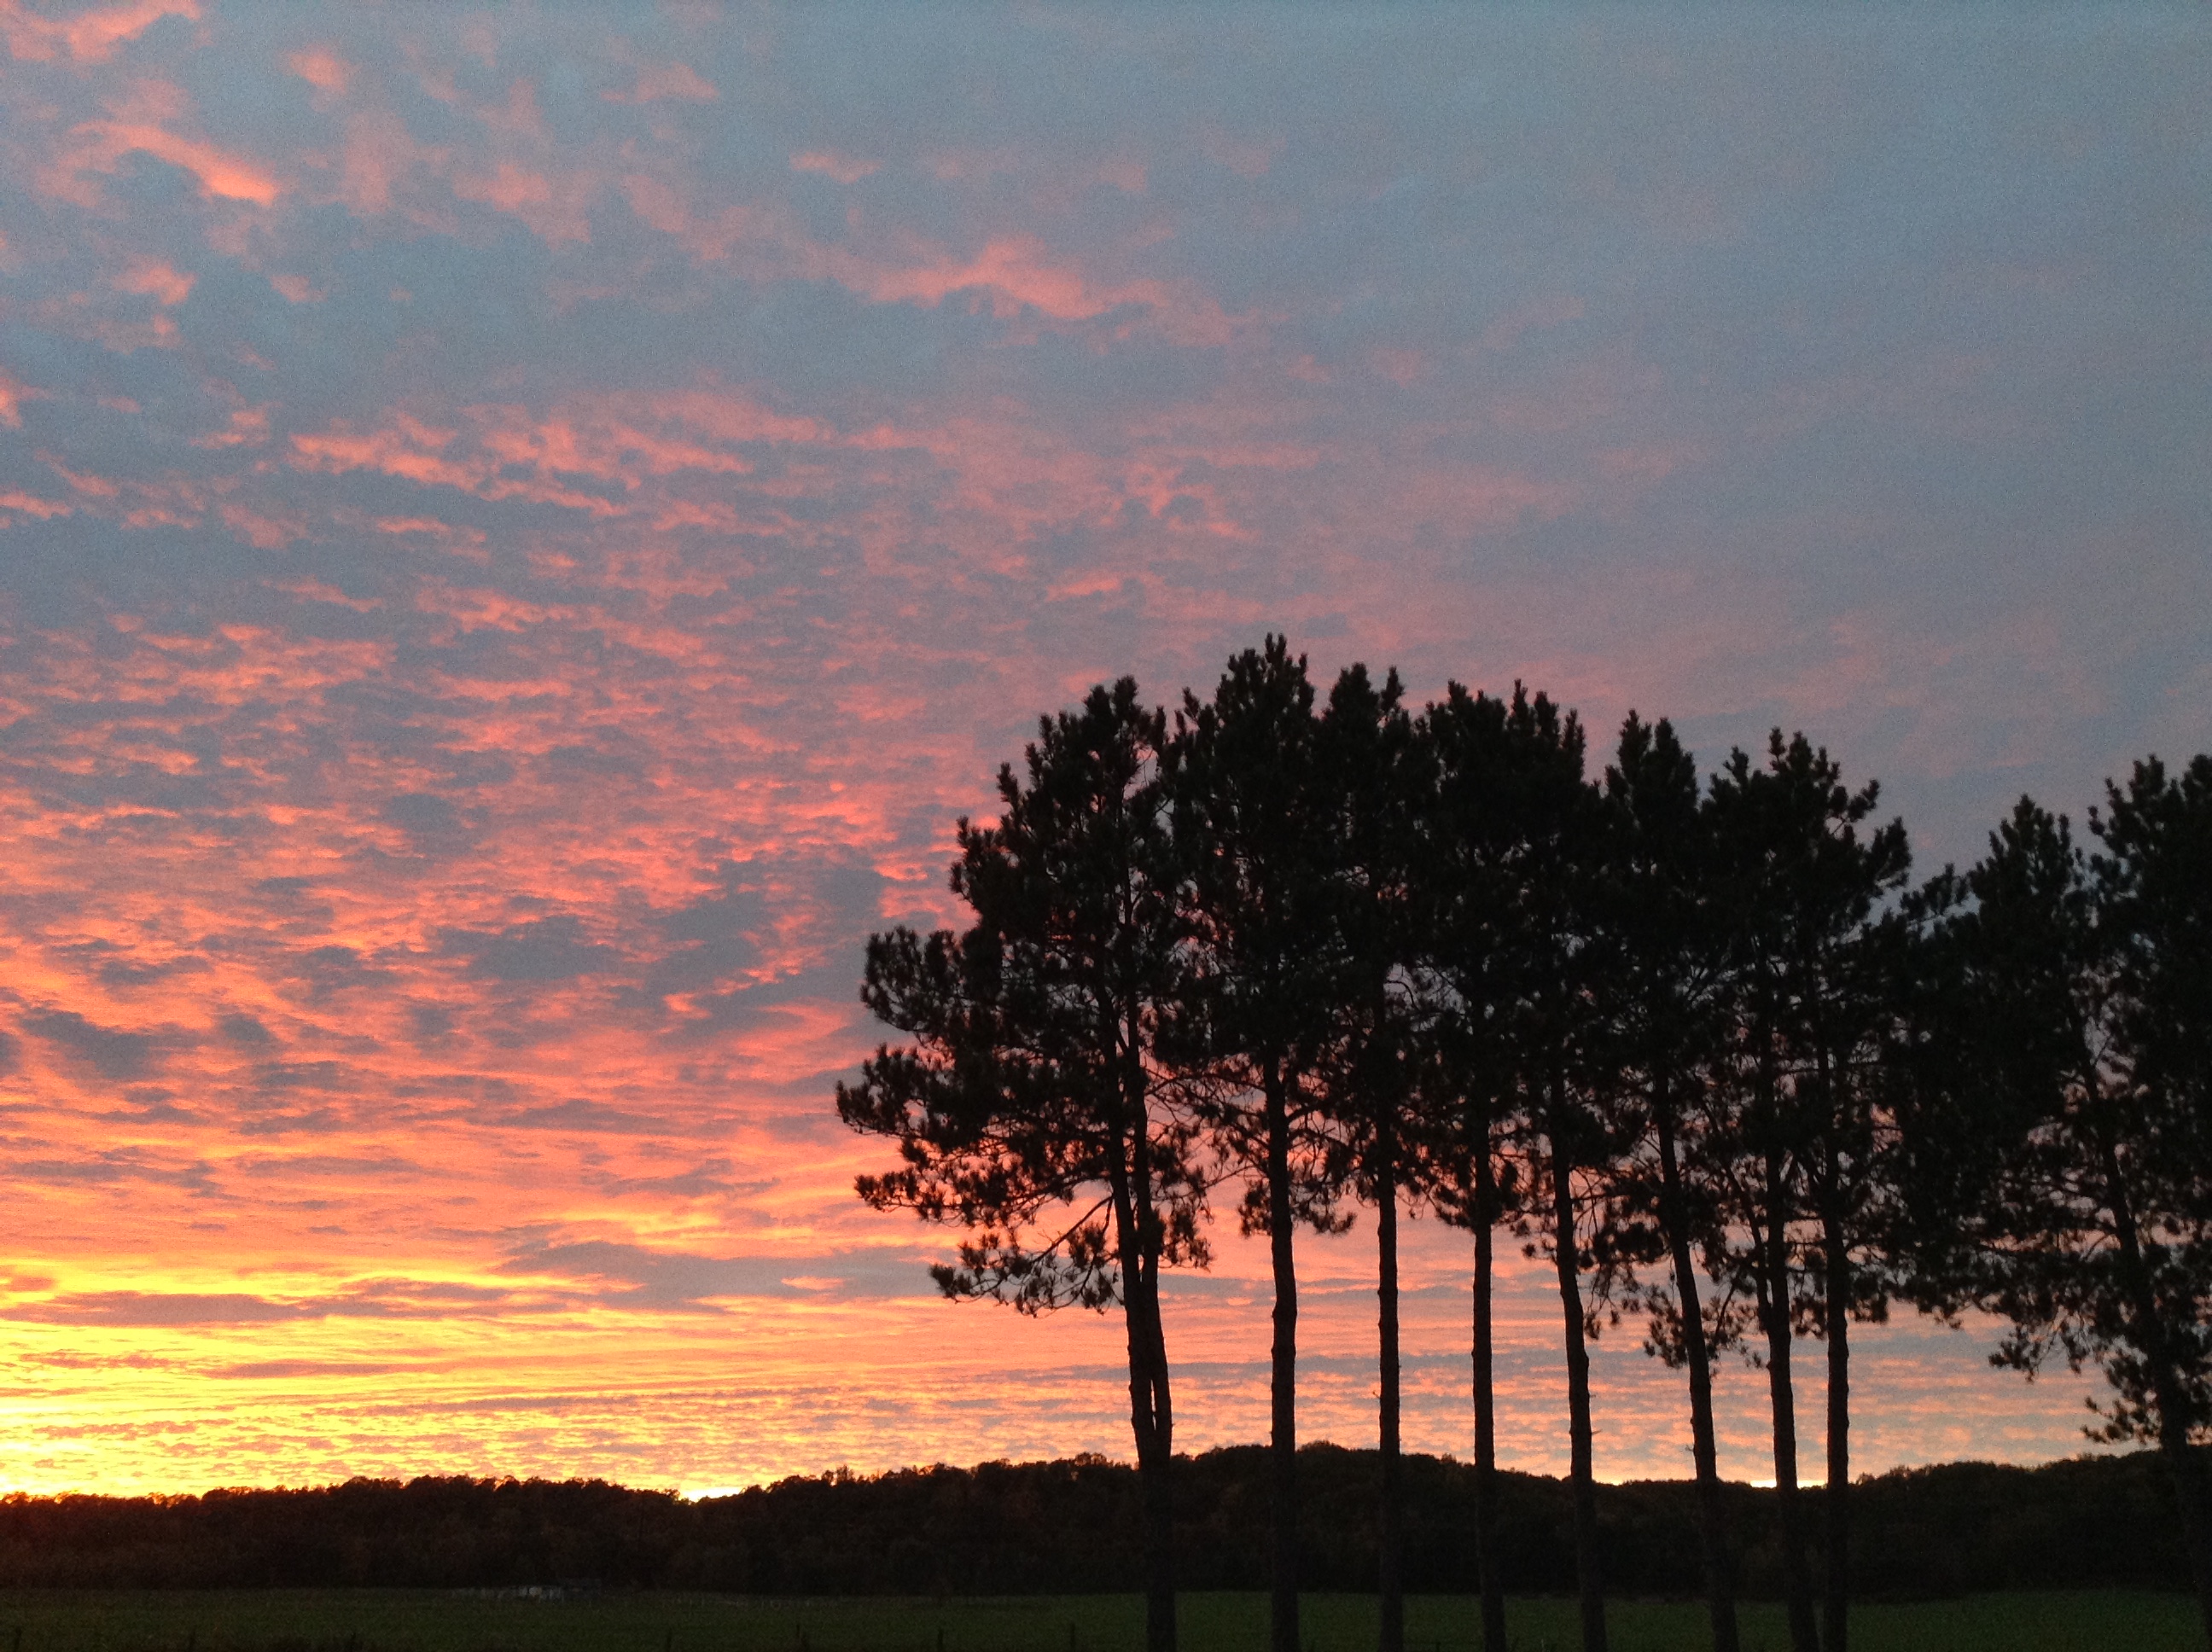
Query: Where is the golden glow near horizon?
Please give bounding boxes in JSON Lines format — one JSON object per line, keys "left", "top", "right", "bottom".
{"left": 1, "top": 2, "right": 2203, "bottom": 1494}
{"left": 0, "top": 1236, "right": 2106, "bottom": 1497}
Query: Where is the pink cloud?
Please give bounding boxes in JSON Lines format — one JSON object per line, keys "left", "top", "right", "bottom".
{"left": 290, "top": 418, "right": 484, "bottom": 495}
{"left": 217, "top": 501, "right": 301, "bottom": 550}
{"left": 620, "top": 172, "right": 689, "bottom": 235}
{"left": 650, "top": 194, "right": 1242, "bottom": 346}
{"left": 608, "top": 61, "right": 716, "bottom": 104}
{"left": 62, "top": 118, "right": 280, "bottom": 205}
{"left": 288, "top": 391, "right": 843, "bottom": 523}
{"left": 447, "top": 153, "right": 597, "bottom": 244}
{"left": 286, "top": 46, "right": 352, "bottom": 97}
{"left": 330, "top": 108, "right": 440, "bottom": 217}
{"left": 41, "top": 453, "right": 120, "bottom": 498}
{"left": 790, "top": 151, "right": 877, "bottom": 185}
{"left": 824, "top": 234, "right": 1238, "bottom": 346}
{"left": 0, "top": 369, "right": 42, "bottom": 428}
{"left": 0, "top": 489, "right": 73, "bottom": 521}
{"left": 193, "top": 406, "right": 269, "bottom": 449}
{"left": 454, "top": 160, "right": 553, "bottom": 215}
{"left": 0, "top": 0, "right": 197, "bottom": 63}
{"left": 479, "top": 77, "right": 549, "bottom": 143}
{"left": 855, "top": 236, "right": 1126, "bottom": 317}
{"left": 114, "top": 256, "right": 194, "bottom": 305}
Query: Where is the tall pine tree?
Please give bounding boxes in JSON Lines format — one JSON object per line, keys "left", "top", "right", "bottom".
{"left": 1313, "top": 663, "right": 1425, "bottom": 1652}
{"left": 1703, "top": 730, "right": 1908, "bottom": 1652}
{"left": 1601, "top": 713, "right": 1742, "bottom": 1652}
{"left": 1167, "top": 638, "right": 1347, "bottom": 1652}
{"left": 837, "top": 680, "right": 1203, "bottom": 1652}
{"left": 1918, "top": 759, "right": 2212, "bottom": 1649}
{"left": 1418, "top": 682, "right": 1533, "bottom": 1652}
{"left": 1482, "top": 686, "right": 1619, "bottom": 1652}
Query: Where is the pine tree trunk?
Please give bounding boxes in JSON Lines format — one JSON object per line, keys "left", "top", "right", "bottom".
{"left": 1136, "top": 1276, "right": 1177, "bottom": 1652}
{"left": 2151, "top": 1370, "right": 2212, "bottom": 1652}
{"left": 1377, "top": 1118, "right": 1403, "bottom": 1652}
{"left": 1551, "top": 1107, "right": 1609, "bottom": 1652}
{"left": 2105, "top": 1137, "right": 2212, "bottom": 1649}
{"left": 1266, "top": 1058, "right": 1301, "bottom": 1652}
{"left": 1760, "top": 1176, "right": 1819, "bottom": 1652}
{"left": 1114, "top": 1137, "right": 1177, "bottom": 1652}
{"left": 1824, "top": 1220, "right": 1851, "bottom": 1652}
{"left": 1470, "top": 1100, "right": 1507, "bottom": 1652}
{"left": 1131, "top": 1293, "right": 1176, "bottom": 1652}
{"left": 1655, "top": 1087, "right": 1738, "bottom": 1652}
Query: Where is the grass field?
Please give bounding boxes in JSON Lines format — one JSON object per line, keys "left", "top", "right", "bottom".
{"left": 0, "top": 1589, "right": 2193, "bottom": 1652}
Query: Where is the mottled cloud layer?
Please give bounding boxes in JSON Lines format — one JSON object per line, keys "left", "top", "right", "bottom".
{"left": 0, "top": 1, "right": 2204, "bottom": 1492}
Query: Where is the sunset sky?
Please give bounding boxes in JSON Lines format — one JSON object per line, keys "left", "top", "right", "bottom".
{"left": 2, "top": 1, "right": 2208, "bottom": 1498}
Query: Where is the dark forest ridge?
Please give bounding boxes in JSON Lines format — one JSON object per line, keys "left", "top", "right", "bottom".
{"left": 0, "top": 1446, "right": 2192, "bottom": 1600}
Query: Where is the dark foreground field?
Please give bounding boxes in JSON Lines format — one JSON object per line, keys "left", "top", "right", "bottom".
{"left": 0, "top": 1590, "right": 2192, "bottom": 1652}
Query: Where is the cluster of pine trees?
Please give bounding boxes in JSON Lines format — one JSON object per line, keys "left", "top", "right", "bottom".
{"left": 836, "top": 637, "right": 2212, "bottom": 1652}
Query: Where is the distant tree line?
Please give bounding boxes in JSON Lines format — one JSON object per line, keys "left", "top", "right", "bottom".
{"left": 837, "top": 637, "right": 2212, "bottom": 1652}
{"left": 0, "top": 1448, "right": 2197, "bottom": 1599}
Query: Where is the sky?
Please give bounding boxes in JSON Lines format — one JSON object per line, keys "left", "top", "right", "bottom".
{"left": 0, "top": 0, "right": 2207, "bottom": 1498}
